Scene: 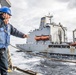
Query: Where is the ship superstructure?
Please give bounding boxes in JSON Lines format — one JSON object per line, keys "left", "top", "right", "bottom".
{"left": 0, "top": 0, "right": 11, "bottom": 7}
{"left": 27, "top": 16, "right": 67, "bottom": 44}
{"left": 16, "top": 15, "right": 76, "bottom": 55}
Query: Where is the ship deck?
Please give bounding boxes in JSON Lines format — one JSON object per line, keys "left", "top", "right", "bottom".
{"left": 7, "top": 66, "right": 37, "bottom": 75}
{"left": 8, "top": 71, "right": 30, "bottom": 75}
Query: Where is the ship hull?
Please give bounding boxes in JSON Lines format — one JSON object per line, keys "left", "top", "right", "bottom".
{"left": 16, "top": 44, "right": 76, "bottom": 55}
{"left": 16, "top": 15, "right": 76, "bottom": 56}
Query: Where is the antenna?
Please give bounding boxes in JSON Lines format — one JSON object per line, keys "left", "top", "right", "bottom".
{"left": 45, "top": 13, "right": 53, "bottom": 24}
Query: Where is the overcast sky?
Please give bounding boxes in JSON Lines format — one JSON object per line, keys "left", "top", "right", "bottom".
{"left": 10, "top": 0, "right": 76, "bottom": 44}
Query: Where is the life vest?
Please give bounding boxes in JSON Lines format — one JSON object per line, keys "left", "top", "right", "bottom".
{"left": 0, "top": 19, "right": 10, "bottom": 48}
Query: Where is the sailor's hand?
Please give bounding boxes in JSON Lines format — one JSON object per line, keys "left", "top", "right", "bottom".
{"left": 23, "top": 34, "right": 28, "bottom": 38}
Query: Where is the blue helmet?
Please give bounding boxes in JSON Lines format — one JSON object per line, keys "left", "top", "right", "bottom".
{"left": 0, "top": 6, "right": 12, "bottom": 16}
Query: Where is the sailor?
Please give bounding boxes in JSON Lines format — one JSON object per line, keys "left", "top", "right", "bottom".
{"left": 0, "top": 6, "right": 28, "bottom": 75}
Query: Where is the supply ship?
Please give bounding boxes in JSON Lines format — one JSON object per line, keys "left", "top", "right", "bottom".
{"left": 16, "top": 15, "right": 76, "bottom": 56}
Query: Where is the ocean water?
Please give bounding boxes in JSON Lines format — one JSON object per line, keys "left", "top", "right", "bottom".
{"left": 9, "top": 46, "right": 76, "bottom": 75}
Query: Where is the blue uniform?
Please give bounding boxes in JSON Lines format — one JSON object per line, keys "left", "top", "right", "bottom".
{"left": 0, "top": 18, "right": 24, "bottom": 75}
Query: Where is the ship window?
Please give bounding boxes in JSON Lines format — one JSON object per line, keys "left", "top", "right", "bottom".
{"left": 48, "top": 45, "right": 70, "bottom": 48}
{"left": 67, "top": 46, "right": 70, "bottom": 48}
{"left": 62, "top": 45, "right": 66, "bottom": 48}
{"left": 57, "top": 45, "right": 61, "bottom": 48}
{"left": 48, "top": 45, "right": 52, "bottom": 48}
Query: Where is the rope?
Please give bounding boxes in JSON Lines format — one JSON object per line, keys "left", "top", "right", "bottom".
{"left": 7, "top": 48, "right": 13, "bottom": 71}
{"left": 7, "top": 44, "right": 38, "bottom": 74}
{"left": 9, "top": 44, "right": 19, "bottom": 49}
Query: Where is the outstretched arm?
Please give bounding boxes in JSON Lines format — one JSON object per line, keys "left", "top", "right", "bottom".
{"left": 10, "top": 24, "right": 27, "bottom": 38}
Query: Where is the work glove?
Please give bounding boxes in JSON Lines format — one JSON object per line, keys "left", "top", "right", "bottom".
{"left": 23, "top": 34, "right": 29, "bottom": 38}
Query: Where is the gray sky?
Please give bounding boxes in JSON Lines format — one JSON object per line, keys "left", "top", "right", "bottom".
{"left": 10, "top": 0, "right": 76, "bottom": 44}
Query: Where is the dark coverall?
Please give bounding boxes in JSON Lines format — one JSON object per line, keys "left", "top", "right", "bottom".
{"left": 0, "top": 16, "right": 25, "bottom": 75}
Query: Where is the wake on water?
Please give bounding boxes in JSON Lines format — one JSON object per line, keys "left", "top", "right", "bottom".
{"left": 10, "top": 46, "right": 76, "bottom": 75}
